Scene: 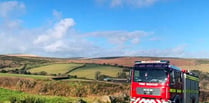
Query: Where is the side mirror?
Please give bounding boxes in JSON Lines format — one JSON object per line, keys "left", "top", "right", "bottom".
{"left": 129, "top": 68, "right": 132, "bottom": 83}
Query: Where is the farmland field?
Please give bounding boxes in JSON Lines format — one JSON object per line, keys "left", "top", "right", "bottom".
{"left": 29, "top": 63, "right": 84, "bottom": 74}
{"left": 69, "top": 64, "right": 123, "bottom": 79}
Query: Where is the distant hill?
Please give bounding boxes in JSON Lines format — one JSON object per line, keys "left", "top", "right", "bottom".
{"left": 68, "top": 56, "right": 209, "bottom": 72}
{"left": 1, "top": 55, "right": 209, "bottom": 72}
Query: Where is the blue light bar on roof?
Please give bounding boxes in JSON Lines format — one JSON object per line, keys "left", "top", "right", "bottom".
{"left": 135, "top": 60, "right": 170, "bottom": 64}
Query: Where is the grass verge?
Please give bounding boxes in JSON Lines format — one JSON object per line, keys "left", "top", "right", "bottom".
{"left": 0, "top": 88, "right": 91, "bottom": 103}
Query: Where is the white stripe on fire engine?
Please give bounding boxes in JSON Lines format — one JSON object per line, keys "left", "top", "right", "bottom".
{"left": 134, "top": 98, "right": 162, "bottom": 103}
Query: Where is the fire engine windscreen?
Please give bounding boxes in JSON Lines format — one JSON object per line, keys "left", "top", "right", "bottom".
{"left": 133, "top": 68, "right": 168, "bottom": 83}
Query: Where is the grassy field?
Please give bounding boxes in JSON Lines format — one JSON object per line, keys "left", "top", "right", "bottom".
{"left": 0, "top": 88, "right": 91, "bottom": 103}
{"left": 69, "top": 64, "right": 123, "bottom": 79}
{"left": 29, "top": 63, "right": 84, "bottom": 74}
{"left": 0, "top": 73, "right": 51, "bottom": 80}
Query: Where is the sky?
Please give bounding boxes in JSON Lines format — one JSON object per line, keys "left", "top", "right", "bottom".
{"left": 0, "top": 0, "right": 209, "bottom": 58}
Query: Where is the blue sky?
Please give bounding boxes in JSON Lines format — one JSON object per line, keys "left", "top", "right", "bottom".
{"left": 0, "top": 0, "right": 209, "bottom": 58}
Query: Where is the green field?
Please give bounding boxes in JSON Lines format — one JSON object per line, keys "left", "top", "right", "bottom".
{"left": 69, "top": 64, "right": 123, "bottom": 79}
{"left": 29, "top": 63, "right": 84, "bottom": 74}
{"left": 0, "top": 73, "right": 51, "bottom": 80}
{"left": 0, "top": 88, "right": 91, "bottom": 103}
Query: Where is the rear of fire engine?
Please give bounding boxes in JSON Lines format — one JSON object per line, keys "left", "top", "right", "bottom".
{"left": 130, "top": 60, "right": 199, "bottom": 103}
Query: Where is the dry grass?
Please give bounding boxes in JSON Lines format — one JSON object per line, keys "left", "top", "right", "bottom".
{"left": 180, "top": 64, "right": 209, "bottom": 72}
{"left": 0, "top": 77, "right": 129, "bottom": 97}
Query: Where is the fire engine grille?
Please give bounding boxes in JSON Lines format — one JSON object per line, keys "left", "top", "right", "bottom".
{"left": 136, "top": 87, "right": 161, "bottom": 96}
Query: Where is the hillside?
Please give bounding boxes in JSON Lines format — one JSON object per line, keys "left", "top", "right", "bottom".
{"left": 1, "top": 55, "right": 209, "bottom": 73}
{"left": 68, "top": 56, "right": 209, "bottom": 72}
{"left": 0, "top": 55, "right": 209, "bottom": 102}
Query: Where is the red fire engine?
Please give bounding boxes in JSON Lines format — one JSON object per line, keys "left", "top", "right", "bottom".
{"left": 130, "top": 60, "right": 199, "bottom": 103}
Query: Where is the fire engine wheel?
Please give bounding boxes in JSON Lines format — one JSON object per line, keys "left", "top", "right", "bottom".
{"left": 192, "top": 98, "right": 195, "bottom": 103}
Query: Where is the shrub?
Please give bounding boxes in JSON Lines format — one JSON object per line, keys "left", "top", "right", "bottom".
{"left": 22, "top": 96, "right": 45, "bottom": 103}
{"left": 50, "top": 74, "right": 57, "bottom": 76}
{"left": 39, "top": 71, "right": 47, "bottom": 75}
{"left": 0, "top": 69, "right": 7, "bottom": 73}
{"left": 9, "top": 96, "right": 45, "bottom": 103}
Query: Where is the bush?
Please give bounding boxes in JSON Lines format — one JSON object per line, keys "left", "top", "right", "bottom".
{"left": 38, "top": 71, "right": 47, "bottom": 75}
{"left": 0, "top": 69, "right": 7, "bottom": 73}
{"left": 22, "top": 96, "right": 45, "bottom": 103}
{"left": 9, "top": 96, "right": 45, "bottom": 103}
{"left": 70, "top": 75, "right": 77, "bottom": 78}
{"left": 50, "top": 74, "right": 57, "bottom": 76}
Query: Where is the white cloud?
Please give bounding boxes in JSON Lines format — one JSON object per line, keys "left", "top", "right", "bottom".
{"left": 119, "top": 45, "right": 186, "bottom": 57}
{"left": 34, "top": 18, "right": 75, "bottom": 44}
{"left": 0, "top": 19, "right": 22, "bottom": 31}
{"left": 0, "top": 1, "right": 25, "bottom": 18}
{"left": 96, "top": 0, "right": 162, "bottom": 8}
{"left": 44, "top": 41, "right": 65, "bottom": 52}
{"left": 85, "top": 31, "right": 151, "bottom": 45}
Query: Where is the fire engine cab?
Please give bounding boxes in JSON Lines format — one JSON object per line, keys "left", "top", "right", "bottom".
{"left": 130, "top": 60, "right": 199, "bottom": 103}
